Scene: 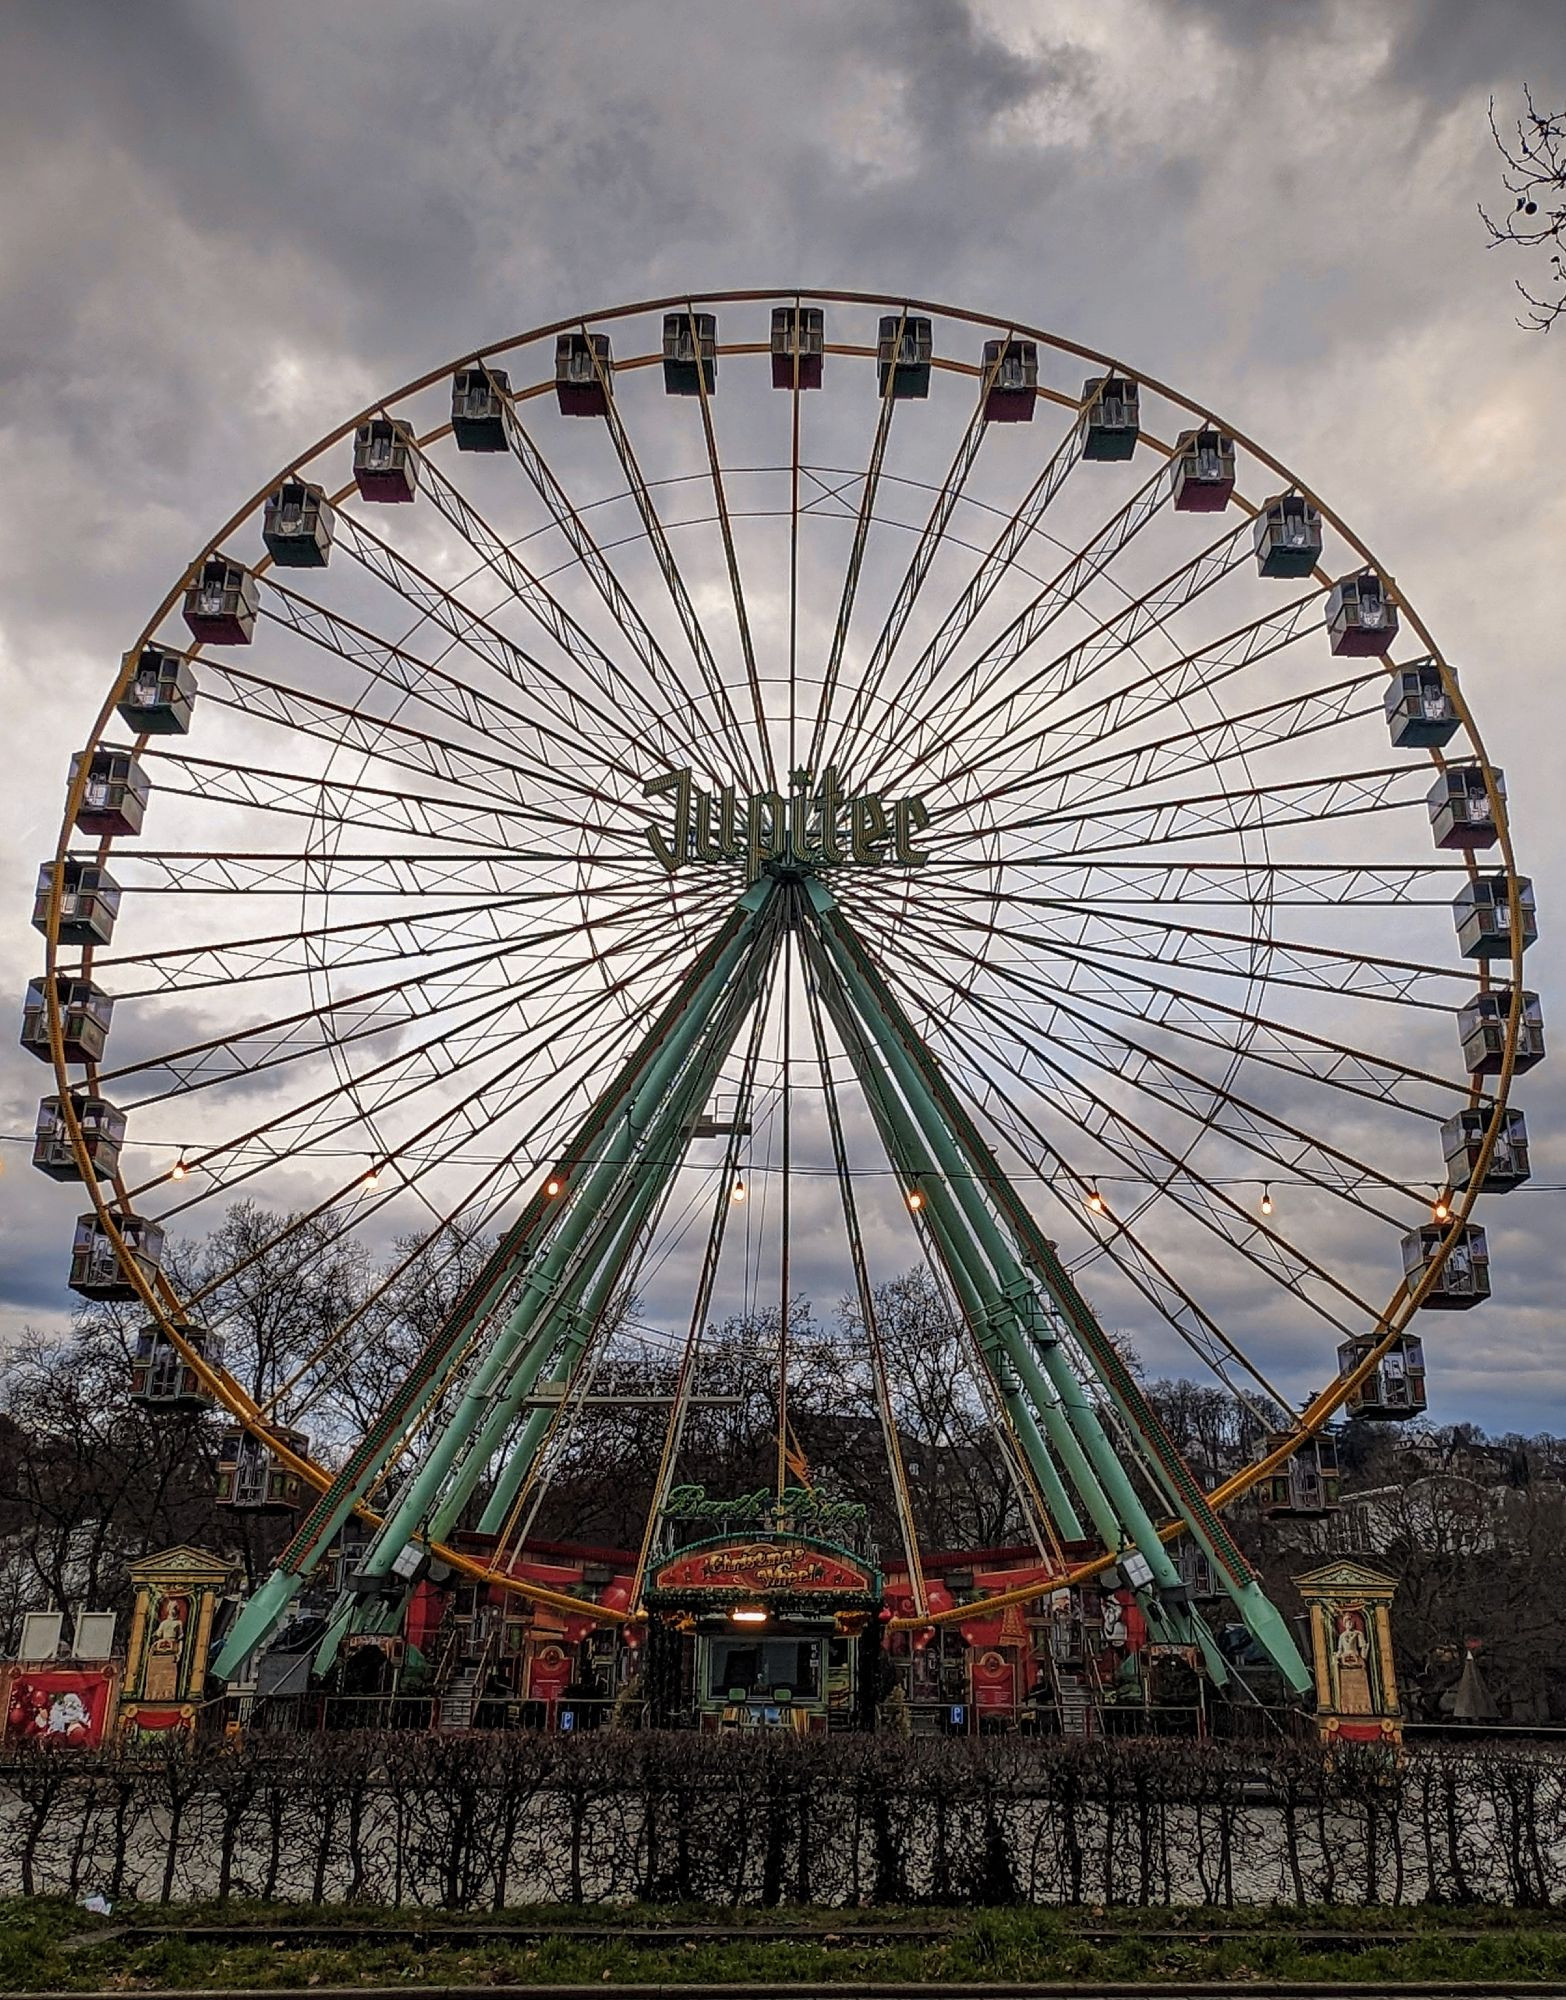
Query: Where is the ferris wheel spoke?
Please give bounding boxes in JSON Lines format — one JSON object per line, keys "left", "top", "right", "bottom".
{"left": 849, "top": 447, "right": 1179, "bottom": 790}
{"left": 866, "top": 873, "right": 1467, "bottom": 1006}
{"left": 96, "top": 889, "right": 651, "bottom": 998}
{"left": 406, "top": 442, "right": 729, "bottom": 785}
{"left": 807, "top": 308, "right": 1007, "bottom": 775}
{"left": 292, "top": 520, "right": 677, "bottom": 793}
{"left": 900, "top": 860, "right": 1464, "bottom": 916}
{"left": 932, "top": 936, "right": 1432, "bottom": 1216}
{"left": 804, "top": 345, "right": 901, "bottom": 774}
{"left": 947, "top": 765, "right": 1431, "bottom": 863}
{"left": 911, "top": 1001, "right": 1403, "bottom": 1325}
{"left": 139, "top": 749, "right": 638, "bottom": 858}
{"left": 924, "top": 591, "right": 1336, "bottom": 819}
{"left": 867, "top": 883, "right": 1461, "bottom": 1115}
{"left": 936, "top": 671, "right": 1393, "bottom": 846}
{"left": 879, "top": 513, "right": 1256, "bottom": 795}
{"left": 179, "top": 919, "right": 715, "bottom": 1337}
{"left": 960, "top": 918, "right": 1460, "bottom": 1112}
{"left": 94, "top": 887, "right": 708, "bottom": 1105}
{"left": 828, "top": 390, "right": 1109, "bottom": 783}
{"left": 110, "top": 846, "right": 688, "bottom": 898}
{"left": 942, "top": 1053, "right": 1291, "bottom": 1419}
{"left": 678, "top": 306, "right": 775, "bottom": 786}
{"left": 922, "top": 1014, "right": 1297, "bottom": 1420}
{"left": 127, "top": 895, "right": 720, "bottom": 1204}
{"left": 160, "top": 975, "right": 666, "bottom": 1293}
{"left": 212, "top": 1048, "right": 640, "bottom": 1423}
{"left": 195, "top": 656, "right": 636, "bottom": 827}
{"left": 887, "top": 954, "right": 1378, "bottom": 1339}
{"left": 486, "top": 361, "right": 762, "bottom": 792}
{"left": 575, "top": 333, "right": 765, "bottom": 791}
{"left": 256, "top": 577, "right": 643, "bottom": 800}
{"left": 862, "top": 897, "right": 1433, "bottom": 1217}
{"left": 947, "top": 859, "right": 1467, "bottom": 907}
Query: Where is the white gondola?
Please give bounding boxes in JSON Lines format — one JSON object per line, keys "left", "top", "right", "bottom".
{"left": 1253, "top": 494, "right": 1323, "bottom": 577}
{"left": 876, "top": 315, "right": 932, "bottom": 399}
{"left": 1454, "top": 875, "right": 1536, "bottom": 961}
{"left": 116, "top": 646, "right": 198, "bottom": 734}
{"left": 1082, "top": 374, "right": 1139, "bottom": 460}
{"left": 981, "top": 337, "right": 1038, "bottom": 422}
{"left": 662, "top": 312, "right": 717, "bottom": 396}
{"left": 1441, "top": 1105, "right": 1530, "bottom": 1192}
{"left": 352, "top": 419, "right": 418, "bottom": 503}
{"left": 262, "top": 479, "right": 335, "bottom": 565}
{"left": 33, "top": 1094, "right": 125, "bottom": 1183}
{"left": 1401, "top": 1223, "right": 1490, "bottom": 1310}
{"left": 1338, "top": 1335, "right": 1427, "bottom": 1421}
{"left": 1326, "top": 569, "right": 1398, "bottom": 656}
{"left": 183, "top": 555, "right": 258, "bottom": 644}
{"left": 1427, "top": 762, "right": 1501, "bottom": 851}
{"left": 1172, "top": 428, "right": 1235, "bottom": 511}
{"left": 71, "top": 747, "right": 148, "bottom": 838}
{"left": 555, "top": 332, "right": 613, "bottom": 415}
{"left": 32, "top": 859, "right": 120, "bottom": 947}
{"left": 1458, "top": 988, "right": 1544, "bottom": 1076}
{"left": 451, "top": 366, "right": 510, "bottom": 451}
{"left": 771, "top": 306, "right": 823, "bottom": 389}
{"left": 70, "top": 1212, "right": 166, "bottom": 1302}
{"left": 20, "top": 976, "right": 112, "bottom": 1067}
{"left": 1384, "top": 658, "right": 1459, "bottom": 749}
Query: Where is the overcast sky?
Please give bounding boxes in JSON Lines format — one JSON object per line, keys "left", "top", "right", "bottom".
{"left": 2, "top": 0, "right": 1565, "bottom": 1435}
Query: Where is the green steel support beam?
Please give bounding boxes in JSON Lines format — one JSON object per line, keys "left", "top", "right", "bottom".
{"left": 802, "top": 933, "right": 1083, "bottom": 1541}
{"left": 315, "top": 898, "right": 782, "bottom": 1672}
{"left": 804, "top": 880, "right": 1229, "bottom": 1677}
{"left": 810, "top": 881, "right": 1309, "bottom": 1693}
{"left": 347, "top": 884, "right": 780, "bottom": 1588}
{"left": 454, "top": 949, "right": 779, "bottom": 1539}
{"left": 214, "top": 885, "right": 776, "bottom": 1682}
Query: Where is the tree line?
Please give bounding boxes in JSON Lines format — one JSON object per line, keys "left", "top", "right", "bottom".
{"left": 5, "top": 1202, "right": 1566, "bottom": 1724}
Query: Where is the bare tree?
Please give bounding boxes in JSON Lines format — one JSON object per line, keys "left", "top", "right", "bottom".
{"left": 1481, "top": 87, "right": 1566, "bottom": 329}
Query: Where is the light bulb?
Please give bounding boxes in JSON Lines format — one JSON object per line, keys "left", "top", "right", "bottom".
{"left": 1260, "top": 1184, "right": 1273, "bottom": 1216}
{"left": 545, "top": 1176, "right": 563, "bottom": 1198}
{"left": 364, "top": 1164, "right": 381, "bottom": 1191}
{"left": 1086, "top": 1188, "right": 1105, "bottom": 1214}
{"left": 1433, "top": 1195, "right": 1450, "bottom": 1223}
{"left": 170, "top": 1158, "right": 188, "bottom": 1182}
{"left": 730, "top": 1179, "right": 746, "bottom": 1203}
{"left": 907, "top": 1187, "right": 924, "bottom": 1212}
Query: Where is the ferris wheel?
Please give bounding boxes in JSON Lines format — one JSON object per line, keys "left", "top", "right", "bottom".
{"left": 25, "top": 288, "right": 1540, "bottom": 1687}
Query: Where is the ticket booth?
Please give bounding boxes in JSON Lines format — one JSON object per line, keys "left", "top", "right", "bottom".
{"left": 645, "top": 1527, "right": 881, "bottom": 1732}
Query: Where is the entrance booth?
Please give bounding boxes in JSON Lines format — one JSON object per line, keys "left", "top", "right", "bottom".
{"left": 645, "top": 1511, "right": 882, "bottom": 1732}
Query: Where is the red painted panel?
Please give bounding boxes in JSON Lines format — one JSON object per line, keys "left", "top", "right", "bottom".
{"left": 654, "top": 1541, "right": 870, "bottom": 1596}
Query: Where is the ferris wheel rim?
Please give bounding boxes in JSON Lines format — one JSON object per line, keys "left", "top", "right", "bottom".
{"left": 36, "top": 285, "right": 1533, "bottom": 1628}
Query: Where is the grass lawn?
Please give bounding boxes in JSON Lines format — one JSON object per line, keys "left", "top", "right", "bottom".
{"left": 5, "top": 1899, "right": 1566, "bottom": 1990}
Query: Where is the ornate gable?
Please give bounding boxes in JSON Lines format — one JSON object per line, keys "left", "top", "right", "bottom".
{"left": 1293, "top": 1558, "right": 1397, "bottom": 1598}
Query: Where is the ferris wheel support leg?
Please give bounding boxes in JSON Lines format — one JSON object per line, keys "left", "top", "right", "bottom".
{"left": 811, "top": 883, "right": 1310, "bottom": 1695}
{"left": 823, "top": 975, "right": 1212, "bottom": 1662}
{"left": 341, "top": 892, "right": 781, "bottom": 1596}
{"left": 802, "top": 926, "right": 1089, "bottom": 1544}
{"left": 806, "top": 883, "right": 1221, "bottom": 1666}
{"left": 213, "top": 886, "right": 779, "bottom": 1684}
{"left": 469, "top": 1193, "right": 662, "bottom": 1538}
{"left": 413, "top": 933, "right": 780, "bottom": 1555}
{"left": 460, "top": 1092, "right": 720, "bottom": 1544}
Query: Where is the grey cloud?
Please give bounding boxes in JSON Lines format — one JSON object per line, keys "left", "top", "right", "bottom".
{"left": 2, "top": 0, "right": 1564, "bottom": 1432}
